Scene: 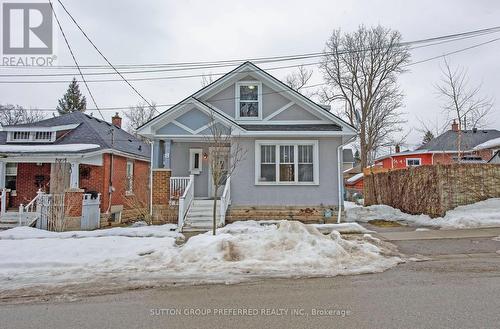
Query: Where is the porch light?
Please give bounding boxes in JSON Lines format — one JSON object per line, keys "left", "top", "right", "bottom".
{"left": 248, "top": 85, "right": 255, "bottom": 89}
{"left": 203, "top": 152, "right": 208, "bottom": 160}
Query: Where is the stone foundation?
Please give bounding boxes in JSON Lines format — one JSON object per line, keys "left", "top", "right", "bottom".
{"left": 226, "top": 205, "right": 340, "bottom": 224}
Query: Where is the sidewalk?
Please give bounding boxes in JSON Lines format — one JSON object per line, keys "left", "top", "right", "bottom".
{"left": 375, "top": 227, "right": 500, "bottom": 241}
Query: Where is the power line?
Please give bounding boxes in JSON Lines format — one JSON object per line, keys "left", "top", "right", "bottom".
{"left": 55, "top": 0, "right": 156, "bottom": 112}
{"left": 2, "top": 25, "right": 500, "bottom": 71}
{"left": 1, "top": 34, "right": 499, "bottom": 85}
{"left": 2, "top": 26, "right": 500, "bottom": 77}
{"left": 47, "top": 0, "right": 105, "bottom": 120}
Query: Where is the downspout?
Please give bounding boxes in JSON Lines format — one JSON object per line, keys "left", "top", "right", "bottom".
{"left": 149, "top": 139, "right": 154, "bottom": 217}
{"left": 337, "top": 136, "right": 356, "bottom": 224}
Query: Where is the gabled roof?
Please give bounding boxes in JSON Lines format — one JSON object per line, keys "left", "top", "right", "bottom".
{"left": 137, "top": 61, "right": 357, "bottom": 136}
{"left": 0, "top": 112, "right": 150, "bottom": 159}
{"left": 417, "top": 129, "right": 500, "bottom": 152}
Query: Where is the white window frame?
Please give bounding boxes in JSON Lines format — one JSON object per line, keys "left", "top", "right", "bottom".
{"left": 189, "top": 148, "right": 203, "bottom": 174}
{"left": 406, "top": 158, "right": 421, "bottom": 167}
{"left": 126, "top": 160, "right": 134, "bottom": 194}
{"left": 7, "top": 131, "right": 55, "bottom": 143}
{"left": 235, "top": 81, "right": 262, "bottom": 121}
{"left": 255, "top": 140, "right": 319, "bottom": 185}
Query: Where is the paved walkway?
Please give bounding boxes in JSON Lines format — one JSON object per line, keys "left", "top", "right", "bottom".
{"left": 375, "top": 226, "right": 500, "bottom": 241}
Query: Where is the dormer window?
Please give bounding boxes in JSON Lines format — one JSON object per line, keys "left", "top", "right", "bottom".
{"left": 12, "top": 131, "right": 30, "bottom": 141}
{"left": 236, "top": 81, "right": 262, "bottom": 120}
{"left": 8, "top": 131, "right": 55, "bottom": 143}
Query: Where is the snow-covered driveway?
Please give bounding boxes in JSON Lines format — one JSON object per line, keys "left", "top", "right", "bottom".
{"left": 0, "top": 221, "right": 401, "bottom": 297}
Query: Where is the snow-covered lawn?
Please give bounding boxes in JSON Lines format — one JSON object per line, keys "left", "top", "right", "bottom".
{"left": 0, "top": 221, "right": 401, "bottom": 297}
{"left": 346, "top": 198, "right": 500, "bottom": 229}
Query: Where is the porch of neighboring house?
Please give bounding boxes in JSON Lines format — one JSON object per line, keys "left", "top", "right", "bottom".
{"left": 0, "top": 159, "right": 101, "bottom": 231}
{"left": 151, "top": 139, "right": 231, "bottom": 232}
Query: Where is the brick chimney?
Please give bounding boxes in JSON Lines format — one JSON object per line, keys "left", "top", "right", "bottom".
{"left": 395, "top": 144, "right": 400, "bottom": 153}
{"left": 451, "top": 119, "right": 459, "bottom": 132}
{"left": 111, "top": 112, "right": 122, "bottom": 128}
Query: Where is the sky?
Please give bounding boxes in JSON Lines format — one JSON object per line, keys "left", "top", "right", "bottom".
{"left": 1, "top": 0, "right": 499, "bottom": 151}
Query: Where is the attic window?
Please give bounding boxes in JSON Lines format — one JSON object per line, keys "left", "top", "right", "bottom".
{"left": 12, "top": 131, "right": 30, "bottom": 141}
{"left": 236, "top": 81, "right": 262, "bottom": 120}
{"left": 9, "top": 131, "right": 54, "bottom": 142}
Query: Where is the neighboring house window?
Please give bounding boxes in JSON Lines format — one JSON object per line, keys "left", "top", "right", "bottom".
{"left": 189, "top": 148, "right": 203, "bottom": 174}
{"left": 5, "top": 163, "right": 17, "bottom": 192}
{"left": 9, "top": 131, "right": 54, "bottom": 142}
{"left": 256, "top": 141, "right": 319, "bottom": 185}
{"left": 406, "top": 158, "right": 421, "bottom": 167}
{"left": 12, "top": 131, "right": 30, "bottom": 141}
{"left": 35, "top": 131, "right": 52, "bottom": 141}
{"left": 236, "top": 81, "right": 262, "bottom": 120}
{"left": 126, "top": 160, "right": 134, "bottom": 193}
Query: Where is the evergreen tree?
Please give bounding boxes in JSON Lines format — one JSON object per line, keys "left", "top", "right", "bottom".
{"left": 56, "top": 78, "right": 86, "bottom": 115}
{"left": 422, "top": 130, "right": 434, "bottom": 145}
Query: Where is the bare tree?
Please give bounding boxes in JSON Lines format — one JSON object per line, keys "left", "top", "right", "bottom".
{"left": 319, "top": 25, "right": 411, "bottom": 168}
{"left": 435, "top": 58, "right": 493, "bottom": 158}
{"left": 204, "top": 112, "right": 246, "bottom": 235}
{"left": 285, "top": 65, "right": 313, "bottom": 96}
{"left": 124, "top": 102, "right": 157, "bottom": 134}
{"left": 0, "top": 104, "right": 46, "bottom": 125}
{"left": 201, "top": 73, "right": 215, "bottom": 87}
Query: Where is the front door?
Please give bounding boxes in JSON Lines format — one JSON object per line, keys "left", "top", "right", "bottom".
{"left": 208, "top": 147, "right": 229, "bottom": 198}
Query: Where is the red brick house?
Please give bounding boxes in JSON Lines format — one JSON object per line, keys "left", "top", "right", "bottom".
{"left": 0, "top": 112, "right": 150, "bottom": 230}
{"left": 374, "top": 122, "right": 500, "bottom": 170}
{"left": 349, "top": 122, "right": 500, "bottom": 193}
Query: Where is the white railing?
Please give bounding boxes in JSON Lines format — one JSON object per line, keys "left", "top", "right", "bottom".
{"left": 178, "top": 175, "right": 194, "bottom": 229}
{"left": 219, "top": 176, "right": 231, "bottom": 226}
{"left": 18, "top": 189, "right": 43, "bottom": 226}
{"left": 170, "top": 176, "right": 191, "bottom": 203}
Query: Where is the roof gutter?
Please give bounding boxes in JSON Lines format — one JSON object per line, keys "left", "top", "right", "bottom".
{"left": 337, "top": 135, "right": 357, "bottom": 224}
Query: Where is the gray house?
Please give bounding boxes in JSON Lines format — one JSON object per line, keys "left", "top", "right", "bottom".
{"left": 137, "top": 62, "right": 356, "bottom": 231}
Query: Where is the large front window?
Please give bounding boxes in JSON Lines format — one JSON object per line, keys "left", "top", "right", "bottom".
{"left": 256, "top": 141, "right": 319, "bottom": 185}
{"left": 236, "top": 82, "right": 261, "bottom": 119}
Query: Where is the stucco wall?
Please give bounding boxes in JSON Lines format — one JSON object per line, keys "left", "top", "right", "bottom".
{"left": 231, "top": 137, "right": 342, "bottom": 206}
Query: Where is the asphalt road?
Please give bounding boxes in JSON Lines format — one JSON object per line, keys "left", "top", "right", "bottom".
{"left": 1, "top": 236, "right": 500, "bottom": 329}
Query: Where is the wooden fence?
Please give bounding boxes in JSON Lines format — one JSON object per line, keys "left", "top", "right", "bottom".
{"left": 364, "top": 164, "right": 500, "bottom": 218}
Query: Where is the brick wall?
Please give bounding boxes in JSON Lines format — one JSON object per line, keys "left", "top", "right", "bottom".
{"left": 152, "top": 169, "right": 170, "bottom": 206}
{"left": 364, "top": 164, "right": 500, "bottom": 218}
{"left": 10, "top": 163, "right": 51, "bottom": 208}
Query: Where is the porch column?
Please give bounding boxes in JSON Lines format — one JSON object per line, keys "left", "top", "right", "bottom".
{"left": 69, "top": 162, "right": 79, "bottom": 189}
{"left": 0, "top": 162, "right": 5, "bottom": 216}
{"left": 163, "top": 139, "right": 171, "bottom": 169}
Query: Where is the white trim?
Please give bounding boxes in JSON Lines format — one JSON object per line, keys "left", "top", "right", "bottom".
{"left": 406, "top": 158, "right": 422, "bottom": 167}
{"left": 242, "top": 120, "right": 329, "bottom": 125}
{"left": 254, "top": 140, "right": 319, "bottom": 186}
{"left": 0, "top": 124, "right": 79, "bottom": 132}
{"left": 171, "top": 120, "right": 196, "bottom": 134}
{"left": 189, "top": 148, "right": 203, "bottom": 174}
{"left": 235, "top": 81, "right": 263, "bottom": 121}
{"left": 263, "top": 101, "right": 294, "bottom": 121}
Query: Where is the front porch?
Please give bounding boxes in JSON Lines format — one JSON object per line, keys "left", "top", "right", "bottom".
{"left": 0, "top": 158, "right": 102, "bottom": 231}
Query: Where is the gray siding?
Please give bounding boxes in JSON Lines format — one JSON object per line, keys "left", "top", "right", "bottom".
{"left": 231, "top": 137, "right": 342, "bottom": 206}
{"left": 170, "top": 141, "right": 210, "bottom": 198}
{"left": 204, "top": 80, "right": 322, "bottom": 121}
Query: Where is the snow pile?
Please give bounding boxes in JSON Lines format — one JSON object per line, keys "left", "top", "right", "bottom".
{"left": 0, "top": 144, "right": 100, "bottom": 153}
{"left": 346, "top": 198, "right": 500, "bottom": 229}
{"left": 346, "top": 173, "right": 364, "bottom": 184}
{"left": 0, "top": 221, "right": 401, "bottom": 295}
{"left": 0, "top": 224, "right": 180, "bottom": 240}
{"left": 311, "top": 223, "right": 373, "bottom": 234}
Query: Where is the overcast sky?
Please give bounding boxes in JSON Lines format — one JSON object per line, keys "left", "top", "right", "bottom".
{"left": 1, "top": 0, "right": 499, "bottom": 150}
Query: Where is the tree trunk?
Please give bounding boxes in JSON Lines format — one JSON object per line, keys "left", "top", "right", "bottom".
{"left": 212, "top": 185, "right": 218, "bottom": 235}
{"left": 360, "top": 123, "right": 368, "bottom": 169}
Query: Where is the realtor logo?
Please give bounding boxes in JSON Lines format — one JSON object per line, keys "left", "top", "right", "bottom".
{"left": 2, "top": 2, "right": 53, "bottom": 55}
